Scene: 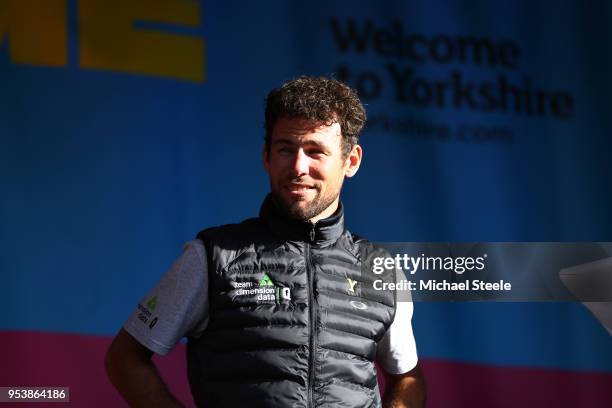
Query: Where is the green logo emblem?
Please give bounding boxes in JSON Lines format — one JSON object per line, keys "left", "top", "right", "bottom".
{"left": 259, "top": 273, "right": 274, "bottom": 286}
{"left": 146, "top": 296, "right": 157, "bottom": 311}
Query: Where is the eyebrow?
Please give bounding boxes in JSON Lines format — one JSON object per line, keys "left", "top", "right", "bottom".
{"left": 271, "top": 138, "right": 295, "bottom": 146}
{"left": 272, "top": 138, "right": 327, "bottom": 148}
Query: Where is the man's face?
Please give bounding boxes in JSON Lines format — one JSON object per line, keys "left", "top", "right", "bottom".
{"left": 263, "top": 116, "right": 361, "bottom": 222}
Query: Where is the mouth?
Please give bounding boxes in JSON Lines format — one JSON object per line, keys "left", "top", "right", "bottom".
{"left": 284, "top": 183, "right": 316, "bottom": 195}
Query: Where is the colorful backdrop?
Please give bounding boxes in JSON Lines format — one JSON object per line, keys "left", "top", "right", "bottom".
{"left": 1, "top": 0, "right": 611, "bottom": 406}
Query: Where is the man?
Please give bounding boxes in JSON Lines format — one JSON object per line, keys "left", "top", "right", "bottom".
{"left": 105, "top": 76, "right": 425, "bottom": 407}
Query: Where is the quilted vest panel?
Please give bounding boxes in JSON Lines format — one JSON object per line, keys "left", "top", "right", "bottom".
{"left": 187, "top": 197, "right": 396, "bottom": 408}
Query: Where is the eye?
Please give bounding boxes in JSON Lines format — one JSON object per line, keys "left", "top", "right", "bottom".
{"left": 307, "top": 148, "right": 325, "bottom": 157}
{"left": 277, "top": 147, "right": 293, "bottom": 155}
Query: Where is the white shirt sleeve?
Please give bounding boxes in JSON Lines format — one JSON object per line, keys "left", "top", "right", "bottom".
{"left": 376, "top": 300, "right": 419, "bottom": 374}
{"left": 123, "top": 240, "right": 210, "bottom": 355}
{"left": 376, "top": 266, "right": 419, "bottom": 374}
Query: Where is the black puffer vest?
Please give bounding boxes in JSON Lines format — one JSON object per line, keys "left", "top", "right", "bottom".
{"left": 188, "top": 195, "right": 396, "bottom": 407}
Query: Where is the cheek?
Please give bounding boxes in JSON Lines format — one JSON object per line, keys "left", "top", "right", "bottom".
{"left": 271, "top": 156, "right": 291, "bottom": 171}
{"left": 270, "top": 161, "right": 292, "bottom": 184}
{"left": 309, "top": 164, "right": 327, "bottom": 180}
{"left": 267, "top": 158, "right": 283, "bottom": 174}
{"left": 318, "top": 164, "right": 344, "bottom": 185}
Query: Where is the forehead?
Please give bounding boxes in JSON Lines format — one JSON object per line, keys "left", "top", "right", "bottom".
{"left": 271, "top": 117, "right": 342, "bottom": 146}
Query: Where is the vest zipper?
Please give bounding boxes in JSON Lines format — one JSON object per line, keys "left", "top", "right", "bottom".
{"left": 305, "top": 225, "right": 316, "bottom": 408}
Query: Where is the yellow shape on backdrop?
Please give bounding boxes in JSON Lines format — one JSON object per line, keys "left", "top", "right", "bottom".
{"left": 79, "top": 0, "right": 206, "bottom": 82}
{"left": 0, "top": 0, "right": 67, "bottom": 66}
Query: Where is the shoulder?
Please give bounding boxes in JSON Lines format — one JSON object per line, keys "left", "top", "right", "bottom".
{"left": 196, "top": 217, "right": 263, "bottom": 246}
{"left": 196, "top": 218, "right": 266, "bottom": 251}
{"left": 345, "top": 230, "right": 391, "bottom": 262}
{"left": 345, "top": 231, "right": 397, "bottom": 305}
{"left": 194, "top": 217, "right": 273, "bottom": 270}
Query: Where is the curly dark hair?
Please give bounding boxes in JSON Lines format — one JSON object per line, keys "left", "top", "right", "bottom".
{"left": 264, "top": 76, "right": 366, "bottom": 158}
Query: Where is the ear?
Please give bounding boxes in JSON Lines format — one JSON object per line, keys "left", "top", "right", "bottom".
{"left": 262, "top": 145, "right": 270, "bottom": 173}
{"left": 344, "top": 144, "right": 362, "bottom": 178}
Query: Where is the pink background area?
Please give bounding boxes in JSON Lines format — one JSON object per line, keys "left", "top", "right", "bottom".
{"left": 1, "top": 331, "right": 611, "bottom": 407}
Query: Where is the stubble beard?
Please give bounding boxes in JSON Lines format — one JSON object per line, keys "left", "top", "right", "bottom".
{"left": 271, "top": 183, "right": 340, "bottom": 221}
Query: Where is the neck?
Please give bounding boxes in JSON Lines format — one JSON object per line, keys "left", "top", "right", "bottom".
{"left": 260, "top": 194, "right": 345, "bottom": 244}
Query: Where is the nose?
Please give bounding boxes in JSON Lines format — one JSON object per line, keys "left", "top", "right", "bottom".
{"left": 290, "top": 148, "right": 310, "bottom": 177}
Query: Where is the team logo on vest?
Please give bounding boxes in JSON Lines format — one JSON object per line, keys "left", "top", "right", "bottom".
{"left": 259, "top": 274, "right": 274, "bottom": 286}
{"left": 233, "top": 273, "right": 291, "bottom": 303}
{"left": 347, "top": 277, "right": 358, "bottom": 294}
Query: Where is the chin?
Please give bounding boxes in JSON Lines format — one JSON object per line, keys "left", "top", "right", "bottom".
{"left": 272, "top": 190, "right": 322, "bottom": 220}
{"left": 286, "top": 203, "right": 311, "bottom": 218}
{"left": 284, "top": 201, "right": 316, "bottom": 221}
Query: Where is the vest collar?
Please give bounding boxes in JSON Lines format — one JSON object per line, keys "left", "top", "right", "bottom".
{"left": 259, "top": 194, "right": 345, "bottom": 245}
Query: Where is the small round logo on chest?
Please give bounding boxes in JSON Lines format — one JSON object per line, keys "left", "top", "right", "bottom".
{"left": 350, "top": 300, "right": 368, "bottom": 310}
